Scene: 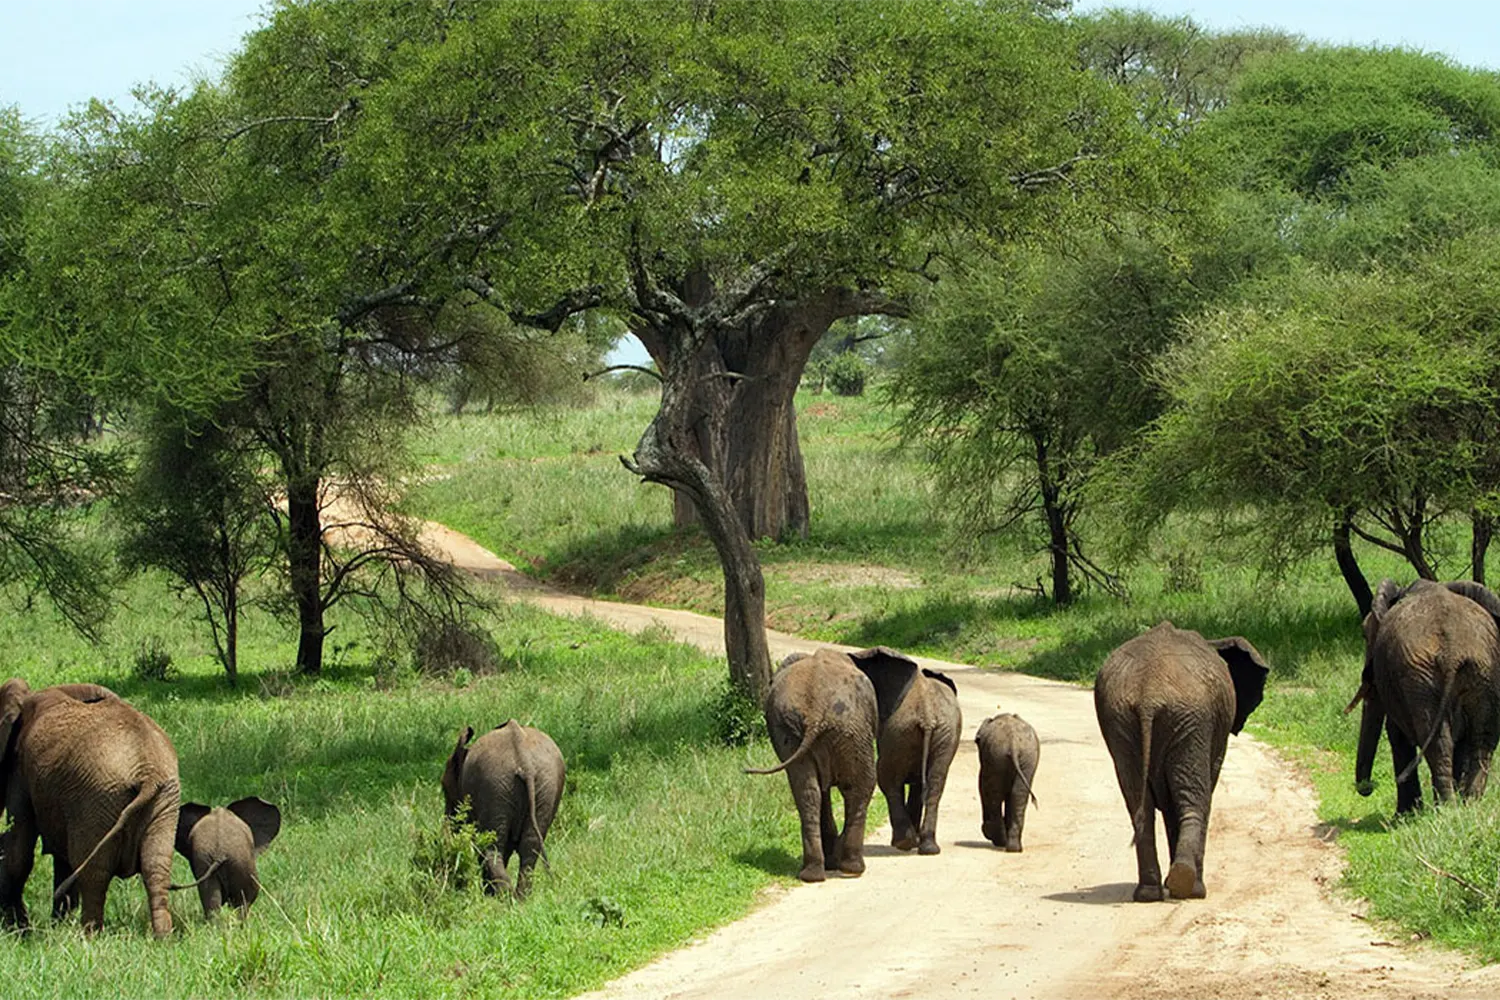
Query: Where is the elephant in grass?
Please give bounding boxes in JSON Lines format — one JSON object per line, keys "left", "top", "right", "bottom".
{"left": 0, "top": 679, "right": 180, "bottom": 935}
{"left": 441, "top": 720, "right": 565, "bottom": 898}
{"left": 1094, "top": 622, "right": 1268, "bottom": 902}
{"left": 976, "top": 713, "right": 1039, "bottom": 852}
{"left": 746, "top": 649, "right": 878, "bottom": 882}
{"left": 176, "top": 797, "right": 282, "bottom": 916}
{"left": 1349, "top": 579, "right": 1500, "bottom": 815}
{"left": 848, "top": 647, "right": 961, "bottom": 855}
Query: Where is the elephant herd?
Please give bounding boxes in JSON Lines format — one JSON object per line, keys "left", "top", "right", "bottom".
{"left": 3, "top": 574, "right": 1494, "bottom": 936}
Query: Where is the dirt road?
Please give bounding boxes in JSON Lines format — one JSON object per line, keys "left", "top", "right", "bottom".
{"left": 419, "top": 519, "right": 1500, "bottom": 999}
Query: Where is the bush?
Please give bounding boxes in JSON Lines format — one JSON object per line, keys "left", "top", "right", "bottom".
{"left": 712, "top": 682, "right": 766, "bottom": 746}
{"left": 410, "top": 801, "right": 499, "bottom": 894}
{"left": 825, "top": 353, "right": 872, "bottom": 396}
{"left": 131, "top": 636, "right": 174, "bottom": 682}
{"left": 414, "top": 620, "right": 501, "bottom": 677}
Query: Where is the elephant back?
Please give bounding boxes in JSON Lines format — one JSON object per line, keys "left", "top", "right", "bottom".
{"left": 977, "top": 713, "right": 1039, "bottom": 758}
{"left": 462, "top": 722, "right": 566, "bottom": 838}
{"left": 1095, "top": 623, "right": 1237, "bottom": 734}
{"left": 1377, "top": 583, "right": 1500, "bottom": 682}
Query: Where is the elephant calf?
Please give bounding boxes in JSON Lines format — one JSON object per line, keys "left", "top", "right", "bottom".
{"left": 176, "top": 797, "right": 282, "bottom": 916}
{"left": 976, "top": 713, "right": 1039, "bottom": 852}
{"left": 442, "top": 720, "right": 565, "bottom": 898}
{"left": 1094, "top": 622, "right": 1268, "bottom": 902}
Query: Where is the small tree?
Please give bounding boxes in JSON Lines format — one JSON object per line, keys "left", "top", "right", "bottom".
{"left": 119, "top": 411, "right": 275, "bottom": 685}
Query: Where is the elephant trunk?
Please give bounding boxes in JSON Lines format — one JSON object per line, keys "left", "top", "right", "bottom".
{"left": 1354, "top": 684, "right": 1385, "bottom": 797}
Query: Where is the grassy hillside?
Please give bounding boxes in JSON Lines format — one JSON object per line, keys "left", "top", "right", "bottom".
{"left": 0, "top": 576, "right": 807, "bottom": 998}
{"left": 412, "top": 387, "right": 1500, "bottom": 960}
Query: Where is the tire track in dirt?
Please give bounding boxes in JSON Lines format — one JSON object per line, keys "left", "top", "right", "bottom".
{"left": 418, "top": 518, "right": 1500, "bottom": 999}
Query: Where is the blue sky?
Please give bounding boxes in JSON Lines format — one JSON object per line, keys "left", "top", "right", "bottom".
{"left": 2, "top": 0, "right": 1493, "bottom": 365}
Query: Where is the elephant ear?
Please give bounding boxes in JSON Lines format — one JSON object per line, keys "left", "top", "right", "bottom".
{"left": 228, "top": 797, "right": 282, "bottom": 853}
{"left": 441, "top": 726, "right": 475, "bottom": 817}
{"left": 921, "top": 668, "right": 957, "bottom": 695}
{"left": 1443, "top": 580, "right": 1500, "bottom": 633}
{"left": 176, "top": 802, "right": 212, "bottom": 857}
{"left": 1208, "top": 637, "right": 1270, "bottom": 735}
{"left": 848, "top": 647, "right": 920, "bottom": 724}
{"left": 0, "top": 678, "right": 31, "bottom": 795}
{"left": 47, "top": 682, "right": 117, "bottom": 704}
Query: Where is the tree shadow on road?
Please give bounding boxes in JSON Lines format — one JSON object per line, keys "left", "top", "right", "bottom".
{"left": 734, "top": 846, "right": 801, "bottom": 878}
{"left": 1042, "top": 883, "right": 1138, "bottom": 905}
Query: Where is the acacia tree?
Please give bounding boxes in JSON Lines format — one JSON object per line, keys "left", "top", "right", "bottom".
{"left": 350, "top": 0, "right": 1157, "bottom": 697}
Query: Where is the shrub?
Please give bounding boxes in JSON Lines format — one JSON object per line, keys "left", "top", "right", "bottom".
{"left": 414, "top": 620, "right": 501, "bottom": 677}
{"left": 825, "top": 353, "right": 872, "bottom": 396}
{"left": 131, "top": 635, "right": 175, "bottom": 682}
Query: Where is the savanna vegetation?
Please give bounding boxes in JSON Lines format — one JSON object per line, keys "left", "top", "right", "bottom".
{"left": 4, "top": 0, "right": 1500, "bottom": 992}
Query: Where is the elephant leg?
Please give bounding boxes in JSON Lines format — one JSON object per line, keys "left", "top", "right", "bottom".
{"left": 198, "top": 877, "right": 225, "bottom": 918}
{"left": 140, "top": 813, "right": 175, "bottom": 937}
{"left": 1130, "top": 787, "right": 1163, "bottom": 902}
{"left": 516, "top": 820, "right": 548, "bottom": 900}
{"left": 1389, "top": 722, "right": 1423, "bottom": 814}
{"left": 836, "top": 776, "right": 871, "bottom": 877}
{"left": 879, "top": 760, "right": 916, "bottom": 851}
{"left": 979, "top": 773, "right": 1004, "bottom": 846}
{"left": 819, "top": 788, "right": 840, "bottom": 869}
{"left": 1457, "top": 737, "right": 1491, "bottom": 801}
{"left": 789, "top": 765, "right": 827, "bottom": 882}
{"left": 916, "top": 738, "right": 956, "bottom": 856}
{"left": 481, "top": 845, "right": 514, "bottom": 896}
{"left": 1425, "top": 719, "right": 1458, "bottom": 805}
{"left": 0, "top": 820, "right": 37, "bottom": 931}
{"left": 77, "top": 870, "right": 112, "bottom": 935}
{"left": 1163, "top": 798, "right": 1209, "bottom": 900}
{"left": 1003, "top": 778, "right": 1029, "bottom": 852}
{"left": 51, "top": 850, "right": 79, "bottom": 922}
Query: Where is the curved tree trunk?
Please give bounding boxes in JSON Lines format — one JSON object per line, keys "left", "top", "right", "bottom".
{"left": 1333, "top": 513, "right": 1373, "bottom": 619}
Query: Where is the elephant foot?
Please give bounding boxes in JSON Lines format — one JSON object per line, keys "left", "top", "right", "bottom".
{"left": 798, "top": 864, "right": 827, "bottom": 883}
{"left": 892, "top": 833, "right": 919, "bottom": 852}
{"left": 838, "top": 856, "right": 866, "bottom": 877}
{"left": 1165, "top": 862, "right": 1204, "bottom": 899}
{"left": 1004, "top": 842, "right": 1023, "bottom": 853}
{"left": 1133, "top": 882, "right": 1164, "bottom": 903}
{"left": 917, "top": 839, "right": 941, "bottom": 856}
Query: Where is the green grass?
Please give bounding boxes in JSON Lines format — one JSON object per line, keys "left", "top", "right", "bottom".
{"left": 0, "top": 573, "right": 811, "bottom": 999}
{"left": 410, "top": 387, "right": 1500, "bottom": 962}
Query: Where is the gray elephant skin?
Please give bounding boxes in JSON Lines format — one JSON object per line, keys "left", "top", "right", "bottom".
{"left": 976, "top": 713, "right": 1039, "bottom": 852}
{"left": 0, "top": 679, "right": 180, "bottom": 935}
{"left": 747, "top": 649, "right": 878, "bottom": 882}
{"left": 1094, "top": 622, "right": 1268, "bottom": 902}
{"left": 176, "top": 796, "right": 282, "bottom": 916}
{"left": 848, "top": 647, "right": 961, "bottom": 855}
{"left": 442, "top": 720, "right": 565, "bottom": 898}
{"left": 1351, "top": 578, "right": 1500, "bottom": 815}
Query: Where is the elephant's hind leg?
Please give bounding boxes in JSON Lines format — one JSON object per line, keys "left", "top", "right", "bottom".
{"left": 1388, "top": 722, "right": 1424, "bottom": 814}
{"left": 51, "top": 853, "right": 79, "bottom": 922}
{"left": 1129, "top": 788, "right": 1164, "bottom": 902}
{"left": 0, "top": 821, "right": 38, "bottom": 931}
{"left": 880, "top": 763, "right": 917, "bottom": 851}
{"left": 789, "top": 766, "right": 827, "bottom": 882}
{"left": 1425, "top": 719, "right": 1459, "bottom": 805}
{"left": 836, "top": 779, "right": 870, "bottom": 877}
{"left": 1003, "top": 779, "right": 1029, "bottom": 852}
{"left": 819, "top": 789, "right": 840, "bottom": 869}
{"left": 481, "top": 846, "right": 515, "bottom": 897}
{"left": 77, "top": 870, "right": 113, "bottom": 935}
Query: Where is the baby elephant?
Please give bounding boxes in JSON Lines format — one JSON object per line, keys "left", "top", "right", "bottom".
{"left": 976, "top": 714, "right": 1040, "bottom": 852}
{"left": 175, "top": 797, "right": 282, "bottom": 916}
{"left": 442, "top": 720, "right": 565, "bottom": 898}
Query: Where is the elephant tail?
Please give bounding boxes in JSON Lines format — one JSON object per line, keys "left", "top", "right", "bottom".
{"left": 1013, "top": 760, "right": 1039, "bottom": 809}
{"left": 744, "top": 725, "right": 818, "bottom": 775}
{"left": 521, "top": 771, "right": 552, "bottom": 873}
{"left": 1129, "top": 708, "right": 1154, "bottom": 847}
{"left": 54, "top": 779, "right": 167, "bottom": 903}
{"left": 1396, "top": 659, "right": 1463, "bottom": 785}
{"left": 169, "top": 858, "right": 224, "bottom": 891}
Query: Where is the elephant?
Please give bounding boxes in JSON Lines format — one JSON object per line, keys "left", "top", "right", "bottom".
{"left": 175, "top": 797, "right": 282, "bottom": 916}
{"left": 847, "top": 646, "right": 961, "bottom": 855}
{"left": 441, "top": 720, "right": 565, "bottom": 898}
{"left": 746, "top": 649, "right": 878, "bottom": 882}
{"left": 976, "top": 713, "right": 1039, "bottom": 852}
{"left": 1093, "top": 622, "right": 1268, "bottom": 902}
{"left": 0, "top": 678, "right": 180, "bottom": 935}
{"left": 1349, "top": 578, "right": 1500, "bottom": 815}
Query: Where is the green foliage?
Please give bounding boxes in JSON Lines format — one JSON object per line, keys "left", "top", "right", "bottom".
{"left": 824, "top": 353, "right": 871, "bottom": 397}
{"left": 712, "top": 681, "right": 766, "bottom": 747}
{"left": 410, "top": 800, "right": 498, "bottom": 895}
{"left": 130, "top": 635, "right": 174, "bottom": 683}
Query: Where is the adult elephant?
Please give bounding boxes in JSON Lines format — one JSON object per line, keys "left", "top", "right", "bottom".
{"left": 176, "top": 797, "right": 282, "bottom": 916}
{"left": 441, "top": 720, "right": 565, "bottom": 899}
{"left": 747, "top": 649, "right": 878, "bottom": 882}
{"left": 0, "top": 679, "right": 180, "bottom": 935}
{"left": 1349, "top": 579, "right": 1500, "bottom": 815}
{"left": 1094, "top": 622, "right": 1269, "bottom": 902}
{"left": 848, "top": 646, "right": 961, "bottom": 855}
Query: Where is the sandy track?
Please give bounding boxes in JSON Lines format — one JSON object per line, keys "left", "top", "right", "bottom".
{"left": 417, "top": 519, "right": 1500, "bottom": 999}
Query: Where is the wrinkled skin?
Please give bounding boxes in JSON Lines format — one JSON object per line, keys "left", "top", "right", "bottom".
{"left": 748, "top": 650, "right": 878, "bottom": 882}
{"left": 976, "top": 713, "right": 1040, "bottom": 853}
{"left": 849, "top": 647, "right": 961, "bottom": 855}
{"left": 176, "top": 797, "right": 281, "bottom": 916}
{"left": 0, "top": 678, "right": 180, "bottom": 936}
{"left": 441, "top": 720, "right": 565, "bottom": 899}
{"left": 1094, "top": 623, "right": 1268, "bottom": 903}
{"left": 1352, "top": 579, "right": 1500, "bottom": 815}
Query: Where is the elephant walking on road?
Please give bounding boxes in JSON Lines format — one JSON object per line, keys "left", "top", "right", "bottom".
{"left": 0, "top": 679, "right": 180, "bottom": 936}
{"left": 1350, "top": 579, "right": 1500, "bottom": 814}
{"left": 849, "top": 647, "right": 961, "bottom": 855}
{"left": 747, "top": 650, "right": 878, "bottom": 882}
{"left": 442, "top": 720, "right": 565, "bottom": 899}
{"left": 1094, "top": 623, "right": 1268, "bottom": 902}
{"left": 976, "top": 713, "right": 1039, "bottom": 852}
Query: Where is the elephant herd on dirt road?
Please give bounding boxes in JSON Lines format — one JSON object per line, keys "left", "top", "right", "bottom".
{"left": 3, "top": 574, "right": 1496, "bottom": 936}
